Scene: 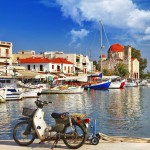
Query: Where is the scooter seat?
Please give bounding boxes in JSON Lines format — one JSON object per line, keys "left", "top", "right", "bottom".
{"left": 51, "top": 112, "right": 69, "bottom": 119}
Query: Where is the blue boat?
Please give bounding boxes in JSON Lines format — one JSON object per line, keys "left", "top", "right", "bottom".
{"left": 84, "top": 80, "right": 111, "bottom": 90}
{"left": 84, "top": 73, "right": 111, "bottom": 90}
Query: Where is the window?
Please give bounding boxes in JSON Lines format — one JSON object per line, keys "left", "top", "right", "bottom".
{"left": 76, "top": 58, "right": 80, "bottom": 62}
{"left": 40, "top": 65, "right": 43, "bottom": 71}
{"left": 57, "top": 65, "right": 60, "bottom": 71}
{"left": 33, "top": 65, "right": 35, "bottom": 69}
{"left": 64, "top": 66, "right": 66, "bottom": 70}
{"left": 27, "top": 65, "right": 30, "bottom": 70}
{"left": 68, "top": 66, "right": 70, "bottom": 73}
{"left": 6, "top": 49, "right": 9, "bottom": 54}
{"left": 52, "top": 65, "right": 54, "bottom": 69}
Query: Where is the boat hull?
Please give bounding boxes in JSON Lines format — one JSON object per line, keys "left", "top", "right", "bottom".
{"left": 0, "top": 87, "right": 23, "bottom": 101}
{"left": 84, "top": 80, "right": 111, "bottom": 90}
{"left": 22, "top": 88, "right": 41, "bottom": 98}
{"left": 109, "top": 79, "right": 125, "bottom": 89}
{"left": 41, "top": 86, "right": 84, "bottom": 94}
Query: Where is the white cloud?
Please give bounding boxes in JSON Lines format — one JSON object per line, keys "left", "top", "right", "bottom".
{"left": 55, "top": 0, "right": 150, "bottom": 40}
{"left": 145, "top": 27, "right": 150, "bottom": 34}
{"left": 39, "top": 0, "right": 58, "bottom": 7}
{"left": 70, "top": 29, "right": 89, "bottom": 43}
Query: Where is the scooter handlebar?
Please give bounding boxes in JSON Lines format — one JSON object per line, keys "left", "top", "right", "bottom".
{"left": 35, "top": 100, "right": 52, "bottom": 108}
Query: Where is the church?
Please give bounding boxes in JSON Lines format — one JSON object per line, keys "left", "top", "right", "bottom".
{"left": 99, "top": 44, "right": 139, "bottom": 79}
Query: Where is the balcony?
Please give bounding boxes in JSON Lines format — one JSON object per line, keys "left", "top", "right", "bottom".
{"left": 0, "top": 54, "right": 11, "bottom": 58}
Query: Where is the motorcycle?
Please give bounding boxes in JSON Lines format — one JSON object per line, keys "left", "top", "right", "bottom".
{"left": 13, "top": 94, "right": 90, "bottom": 149}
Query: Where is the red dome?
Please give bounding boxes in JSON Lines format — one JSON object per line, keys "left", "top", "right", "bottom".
{"left": 109, "top": 43, "right": 124, "bottom": 52}
{"left": 101, "top": 54, "right": 106, "bottom": 58}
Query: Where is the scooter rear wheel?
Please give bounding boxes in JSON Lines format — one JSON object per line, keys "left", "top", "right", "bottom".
{"left": 63, "top": 122, "right": 86, "bottom": 149}
{"left": 13, "top": 121, "right": 36, "bottom": 146}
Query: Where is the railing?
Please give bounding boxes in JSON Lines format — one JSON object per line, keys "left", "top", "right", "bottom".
{"left": 0, "top": 54, "right": 11, "bottom": 58}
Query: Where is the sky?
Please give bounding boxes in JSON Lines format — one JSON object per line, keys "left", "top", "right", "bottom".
{"left": 0, "top": 0, "right": 150, "bottom": 70}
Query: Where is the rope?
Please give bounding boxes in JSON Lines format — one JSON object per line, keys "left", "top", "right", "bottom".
{"left": 102, "top": 22, "right": 119, "bottom": 75}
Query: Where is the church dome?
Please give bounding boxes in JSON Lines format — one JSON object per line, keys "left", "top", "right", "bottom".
{"left": 108, "top": 43, "right": 124, "bottom": 52}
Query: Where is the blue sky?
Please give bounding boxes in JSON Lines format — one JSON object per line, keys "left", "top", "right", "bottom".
{"left": 0, "top": 0, "right": 150, "bottom": 70}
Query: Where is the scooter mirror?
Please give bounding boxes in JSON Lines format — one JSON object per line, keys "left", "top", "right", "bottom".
{"left": 37, "top": 93, "right": 41, "bottom": 96}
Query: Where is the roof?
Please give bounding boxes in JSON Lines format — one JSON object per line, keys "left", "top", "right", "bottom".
{"left": 131, "top": 58, "right": 139, "bottom": 61}
{"left": 109, "top": 43, "right": 124, "bottom": 52}
{"left": 18, "top": 57, "right": 50, "bottom": 63}
{"left": 18, "top": 57, "right": 74, "bottom": 64}
{"left": 101, "top": 54, "right": 106, "bottom": 58}
{"left": 49, "top": 58, "right": 73, "bottom": 64}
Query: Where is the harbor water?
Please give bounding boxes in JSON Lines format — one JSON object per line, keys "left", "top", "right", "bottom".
{"left": 0, "top": 86, "right": 150, "bottom": 140}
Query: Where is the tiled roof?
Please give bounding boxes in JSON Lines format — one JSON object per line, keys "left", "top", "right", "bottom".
{"left": 18, "top": 57, "right": 74, "bottom": 64}
{"left": 109, "top": 43, "right": 124, "bottom": 52}
{"left": 18, "top": 57, "right": 50, "bottom": 63}
{"left": 49, "top": 58, "right": 73, "bottom": 64}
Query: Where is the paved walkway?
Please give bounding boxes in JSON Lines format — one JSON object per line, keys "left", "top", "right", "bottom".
{"left": 0, "top": 140, "right": 150, "bottom": 150}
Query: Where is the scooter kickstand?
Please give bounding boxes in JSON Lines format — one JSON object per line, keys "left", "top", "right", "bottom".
{"left": 51, "top": 134, "right": 60, "bottom": 150}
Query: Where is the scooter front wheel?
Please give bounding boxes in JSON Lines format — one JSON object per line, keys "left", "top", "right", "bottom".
{"left": 63, "top": 122, "right": 86, "bottom": 149}
{"left": 13, "top": 121, "right": 36, "bottom": 146}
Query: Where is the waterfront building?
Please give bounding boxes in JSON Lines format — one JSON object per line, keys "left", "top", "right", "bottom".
{"left": 0, "top": 41, "right": 13, "bottom": 76}
{"left": 99, "top": 44, "right": 139, "bottom": 79}
{"left": 18, "top": 56, "right": 75, "bottom": 74}
{"left": 12, "top": 50, "right": 42, "bottom": 65}
{"left": 43, "top": 51, "right": 94, "bottom": 74}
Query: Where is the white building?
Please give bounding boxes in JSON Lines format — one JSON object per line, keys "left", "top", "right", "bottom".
{"left": 0, "top": 41, "right": 13, "bottom": 75}
{"left": 43, "top": 51, "right": 94, "bottom": 74}
{"left": 18, "top": 57, "right": 75, "bottom": 74}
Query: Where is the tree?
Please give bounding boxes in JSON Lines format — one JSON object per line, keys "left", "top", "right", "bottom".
{"left": 93, "top": 60, "right": 98, "bottom": 70}
{"left": 145, "top": 70, "right": 150, "bottom": 79}
{"left": 114, "top": 62, "right": 129, "bottom": 77}
{"left": 103, "top": 69, "right": 111, "bottom": 76}
{"left": 131, "top": 47, "right": 147, "bottom": 79}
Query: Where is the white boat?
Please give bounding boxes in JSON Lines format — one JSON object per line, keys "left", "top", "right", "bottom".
{"left": 137, "top": 80, "right": 148, "bottom": 86}
{"left": 41, "top": 85, "right": 84, "bottom": 94}
{"left": 0, "top": 78, "right": 23, "bottom": 101}
{"left": 124, "top": 79, "right": 138, "bottom": 87}
{"left": 103, "top": 76, "right": 125, "bottom": 89}
{"left": 0, "top": 86, "right": 23, "bottom": 101}
{"left": 22, "top": 88, "right": 42, "bottom": 98}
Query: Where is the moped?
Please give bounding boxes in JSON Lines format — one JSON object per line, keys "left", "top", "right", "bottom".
{"left": 13, "top": 94, "right": 90, "bottom": 149}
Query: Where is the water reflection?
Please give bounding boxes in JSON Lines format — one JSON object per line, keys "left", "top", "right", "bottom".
{"left": 0, "top": 87, "right": 150, "bottom": 139}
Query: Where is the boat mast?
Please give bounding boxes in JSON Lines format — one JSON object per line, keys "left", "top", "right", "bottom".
{"left": 100, "top": 20, "right": 103, "bottom": 73}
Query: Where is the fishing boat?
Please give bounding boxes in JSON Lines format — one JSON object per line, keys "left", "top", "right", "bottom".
{"left": 83, "top": 73, "right": 111, "bottom": 90}
{"left": 22, "top": 88, "right": 42, "bottom": 98}
{"left": 41, "top": 85, "right": 84, "bottom": 94}
{"left": 17, "top": 80, "right": 46, "bottom": 89}
{"left": 84, "top": 79, "right": 111, "bottom": 90}
{"left": 137, "top": 80, "right": 148, "bottom": 86}
{"left": 41, "top": 76, "right": 84, "bottom": 94}
{"left": 0, "top": 86, "right": 23, "bottom": 101}
{"left": 103, "top": 76, "right": 125, "bottom": 89}
{"left": 124, "top": 79, "right": 138, "bottom": 87}
{"left": 0, "top": 78, "right": 23, "bottom": 101}
{"left": 84, "top": 21, "right": 111, "bottom": 90}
